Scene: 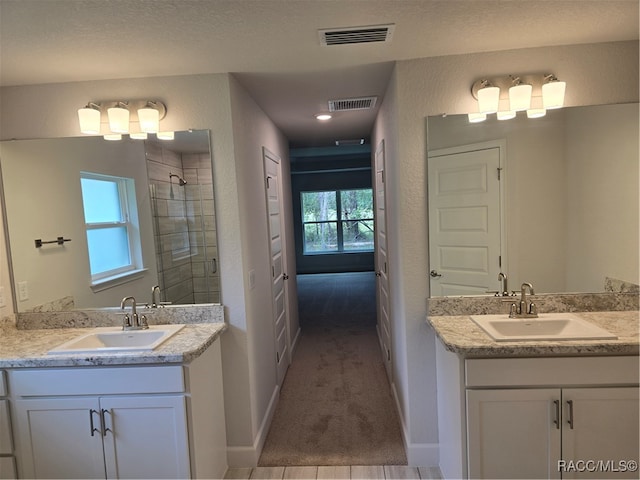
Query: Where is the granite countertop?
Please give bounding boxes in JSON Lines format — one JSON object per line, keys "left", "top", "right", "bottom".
{"left": 0, "top": 322, "right": 227, "bottom": 368}
{"left": 427, "top": 311, "right": 639, "bottom": 358}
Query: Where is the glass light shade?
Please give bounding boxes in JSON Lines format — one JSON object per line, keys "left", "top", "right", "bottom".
{"left": 103, "top": 134, "right": 122, "bottom": 141}
{"left": 477, "top": 86, "right": 500, "bottom": 114}
{"left": 509, "top": 83, "right": 532, "bottom": 111}
{"left": 157, "top": 131, "right": 175, "bottom": 140}
{"left": 497, "top": 110, "right": 516, "bottom": 121}
{"left": 527, "top": 108, "right": 546, "bottom": 119}
{"left": 468, "top": 112, "right": 487, "bottom": 123}
{"left": 78, "top": 107, "right": 101, "bottom": 134}
{"left": 107, "top": 106, "right": 130, "bottom": 134}
{"left": 542, "top": 80, "right": 566, "bottom": 109}
{"left": 129, "top": 132, "right": 148, "bottom": 140}
{"left": 137, "top": 106, "right": 160, "bottom": 133}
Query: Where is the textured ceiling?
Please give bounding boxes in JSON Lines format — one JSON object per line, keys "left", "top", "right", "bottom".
{"left": 1, "top": 0, "right": 638, "bottom": 147}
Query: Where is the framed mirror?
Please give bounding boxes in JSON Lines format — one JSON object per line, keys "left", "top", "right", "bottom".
{"left": 0, "top": 130, "right": 220, "bottom": 312}
{"left": 427, "top": 103, "right": 638, "bottom": 297}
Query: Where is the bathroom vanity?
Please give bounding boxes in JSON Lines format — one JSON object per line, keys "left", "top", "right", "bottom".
{"left": 0, "top": 311, "right": 227, "bottom": 479}
{"left": 428, "top": 311, "right": 640, "bottom": 479}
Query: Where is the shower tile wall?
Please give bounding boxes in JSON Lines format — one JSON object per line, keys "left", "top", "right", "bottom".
{"left": 183, "top": 152, "right": 220, "bottom": 303}
{"left": 145, "top": 143, "right": 219, "bottom": 305}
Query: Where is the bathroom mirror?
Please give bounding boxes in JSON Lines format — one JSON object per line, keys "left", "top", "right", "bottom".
{"left": 427, "top": 103, "right": 638, "bottom": 297}
{"left": 0, "top": 130, "right": 221, "bottom": 312}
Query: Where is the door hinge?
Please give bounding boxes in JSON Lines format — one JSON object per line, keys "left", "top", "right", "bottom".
{"left": 272, "top": 266, "right": 275, "bottom": 278}
{"left": 387, "top": 349, "right": 390, "bottom": 361}
{"left": 497, "top": 167, "right": 503, "bottom": 180}
{"left": 283, "top": 273, "right": 289, "bottom": 280}
{"left": 276, "top": 351, "right": 280, "bottom": 363}
{"left": 499, "top": 255, "right": 502, "bottom": 268}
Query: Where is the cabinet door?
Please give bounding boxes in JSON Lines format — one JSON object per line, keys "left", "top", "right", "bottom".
{"left": 562, "top": 387, "right": 639, "bottom": 479}
{"left": 467, "top": 388, "right": 561, "bottom": 479}
{"left": 14, "top": 398, "right": 106, "bottom": 479}
{"left": 100, "top": 395, "right": 190, "bottom": 479}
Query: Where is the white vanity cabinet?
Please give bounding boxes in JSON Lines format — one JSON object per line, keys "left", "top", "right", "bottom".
{"left": 436, "top": 340, "right": 640, "bottom": 479}
{"left": 9, "top": 338, "right": 226, "bottom": 479}
{"left": 0, "top": 370, "right": 17, "bottom": 479}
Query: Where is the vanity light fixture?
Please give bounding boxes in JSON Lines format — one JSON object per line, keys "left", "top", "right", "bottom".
{"left": 508, "top": 76, "right": 532, "bottom": 112}
{"left": 475, "top": 80, "right": 500, "bottom": 114}
{"left": 467, "top": 112, "right": 487, "bottom": 123}
{"left": 129, "top": 132, "right": 148, "bottom": 140}
{"left": 157, "top": 131, "right": 175, "bottom": 140}
{"left": 542, "top": 74, "right": 566, "bottom": 109}
{"left": 137, "top": 101, "right": 161, "bottom": 133}
{"left": 77, "top": 103, "right": 102, "bottom": 134}
{"left": 497, "top": 110, "right": 516, "bottom": 121}
{"left": 103, "top": 133, "right": 122, "bottom": 141}
{"left": 469, "top": 73, "right": 566, "bottom": 123}
{"left": 77, "top": 100, "right": 167, "bottom": 139}
{"left": 107, "top": 102, "right": 130, "bottom": 134}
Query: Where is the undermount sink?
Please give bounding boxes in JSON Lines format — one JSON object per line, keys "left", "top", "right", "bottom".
{"left": 48, "top": 324, "right": 185, "bottom": 354}
{"left": 470, "top": 313, "right": 617, "bottom": 342}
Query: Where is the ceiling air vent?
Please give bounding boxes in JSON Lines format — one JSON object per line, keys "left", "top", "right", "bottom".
{"left": 319, "top": 24, "right": 395, "bottom": 46}
{"left": 328, "top": 96, "right": 377, "bottom": 112}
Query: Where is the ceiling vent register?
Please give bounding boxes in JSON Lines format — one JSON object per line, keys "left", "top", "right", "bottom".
{"left": 328, "top": 96, "right": 378, "bottom": 112}
{"left": 319, "top": 24, "right": 395, "bottom": 46}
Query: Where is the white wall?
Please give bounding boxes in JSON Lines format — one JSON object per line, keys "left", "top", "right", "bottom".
{"left": 372, "top": 40, "right": 639, "bottom": 466}
{"left": 565, "top": 103, "right": 639, "bottom": 291}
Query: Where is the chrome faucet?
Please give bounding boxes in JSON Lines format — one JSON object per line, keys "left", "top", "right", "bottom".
{"left": 498, "top": 272, "right": 509, "bottom": 296}
{"left": 151, "top": 285, "right": 161, "bottom": 308}
{"left": 120, "top": 296, "right": 149, "bottom": 330}
{"left": 509, "top": 282, "right": 538, "bottom": 318}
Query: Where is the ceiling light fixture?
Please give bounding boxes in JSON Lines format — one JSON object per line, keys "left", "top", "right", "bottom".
{"left": 77, "top": 99, "right": 167, "bottom": 140}
{"left": 469, "top": 73, "right": 566, "bottom": 123}
{"left": 315, "top": 113, "right": 332, "bottom": 121}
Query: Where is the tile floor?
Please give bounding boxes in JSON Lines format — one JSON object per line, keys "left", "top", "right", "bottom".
{"left": 224, "top": 465, "right": 443, "bottom": 479}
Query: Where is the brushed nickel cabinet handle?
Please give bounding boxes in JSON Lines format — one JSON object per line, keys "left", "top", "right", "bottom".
{"left": 553, "top": 400, "right": 560, "bottom": 429}
{"left": 566, "top": 400, "right": 574, "bottom": 429}
{"left": 89, "top": 409, "right": 100, "bottom": 436}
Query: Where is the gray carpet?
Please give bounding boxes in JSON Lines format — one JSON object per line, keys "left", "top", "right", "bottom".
{"left": 258, "top": 272, "right": 407, "bottom": 466}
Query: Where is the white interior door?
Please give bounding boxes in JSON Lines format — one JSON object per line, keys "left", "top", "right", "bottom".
{"left": 374, "top": 140, "right": 392, "bottom": 381}
{"left": 263, "top": 147, "right": 290, "bottom": 386}
{"left": 428, "top": 142, "right": 504, "bottom": 296}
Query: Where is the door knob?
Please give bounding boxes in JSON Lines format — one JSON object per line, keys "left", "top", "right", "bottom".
{"left": 430, "top": 270, "right": 442, "bottom": 278}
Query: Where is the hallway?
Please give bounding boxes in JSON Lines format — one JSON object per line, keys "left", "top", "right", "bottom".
{"left": 258, "top": 272, "right": 406, "bottom": 466}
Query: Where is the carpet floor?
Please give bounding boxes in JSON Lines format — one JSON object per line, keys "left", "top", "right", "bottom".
{"left": 258, "top": 272, "right": 407, "bottom": 467}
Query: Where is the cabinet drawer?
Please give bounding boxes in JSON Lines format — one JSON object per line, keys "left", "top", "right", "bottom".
{"left": 466, "top": 356, "right": 640, "bottom": 387}
{"left": 11, "top": 366, "right": 185, "bottom": 396}
{"left": 0, "top": 371, "right": 6, "bottom": 397}
{"left": 0, "top": 401, "right": 12, "bottom": 455}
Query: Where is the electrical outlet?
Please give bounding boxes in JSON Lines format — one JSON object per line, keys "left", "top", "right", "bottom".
{"left": 0, "top": 287, "right": 5, "bottom": 307}
{"left": 18, "top": 281, "right": 29, "bottom": 301}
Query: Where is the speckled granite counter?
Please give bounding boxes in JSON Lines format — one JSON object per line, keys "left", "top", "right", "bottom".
{"left": 0, "top": 304, "right": 227, "bottom": 368}
{"left": 427, "top": 311, "right": 639, "bottom": 358}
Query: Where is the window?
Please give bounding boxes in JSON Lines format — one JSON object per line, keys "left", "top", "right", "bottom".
{"left": 301, "top": 189, "right": 374, "bottom": 254}
{"left": 80, "top": 172, "right": 142, "bottom": 284}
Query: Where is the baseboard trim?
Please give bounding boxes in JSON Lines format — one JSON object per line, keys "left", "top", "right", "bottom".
{"left": 390, "top": 383, "right": 439, "bottom": 467}
{"left": 227, "top": 385, "right": 280, "bottom": 467}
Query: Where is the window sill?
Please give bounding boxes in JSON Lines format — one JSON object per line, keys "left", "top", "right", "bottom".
{"left": 90, "top": 268, "right": 149, "bottom": 293}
